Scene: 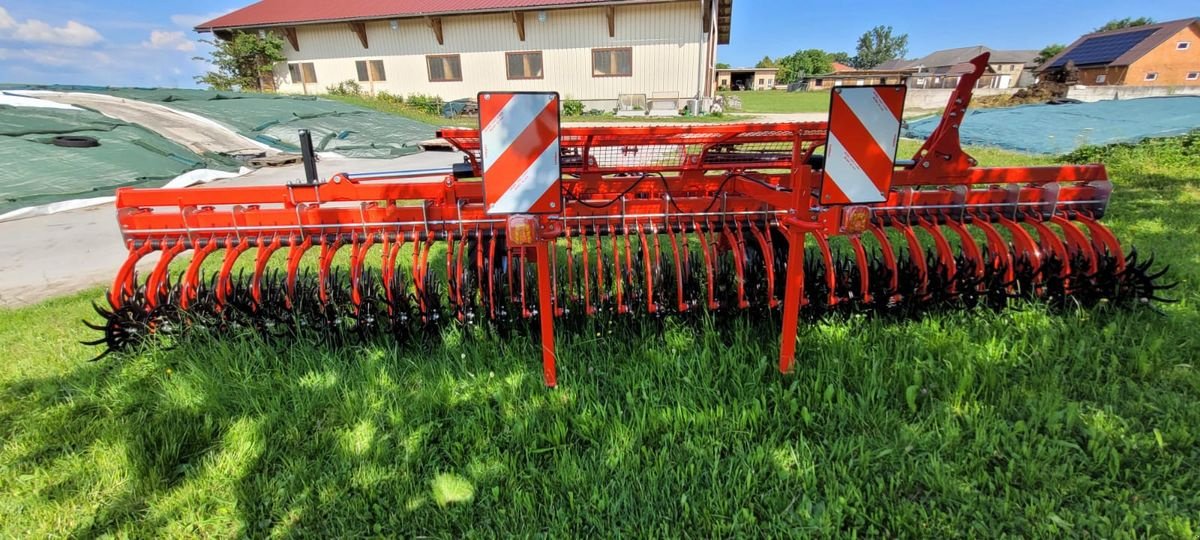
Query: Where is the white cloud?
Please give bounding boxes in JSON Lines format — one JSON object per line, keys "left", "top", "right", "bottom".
{"left": 143, "top": 30, "right": 195, "bottom": 52}
{"left": 0, "top": 47, "right": 111, "bottom": 68}
{"left": 0, "top": 7, "right": 103, "bottom": 47}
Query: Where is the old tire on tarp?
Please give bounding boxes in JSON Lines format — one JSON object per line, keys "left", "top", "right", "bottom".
{"left": 52, "top": 135, "right": 100, "bottom": 148}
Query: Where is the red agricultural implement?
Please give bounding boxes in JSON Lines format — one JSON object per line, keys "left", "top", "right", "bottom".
{"left": 86, "top": 54, "right": 1171, "bottom": 385}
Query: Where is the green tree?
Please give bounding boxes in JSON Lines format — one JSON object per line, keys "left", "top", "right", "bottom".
{"left": 775, "top": 49, "right": 835, "bottom": 84}
{"left": 852, "top": 25, "right": 909, "bottom": 69}
{"left": 829, "top": 51, "right": 853, "bottom": 65}
{"left": 755, "top": 55, "right": 777, "bottom": 68}
{"left": 1095, "top": 17, "right": 1155, "bottom": 32}
{"left": 1035, "top": 43, "right": 1066, "bottom": 65}
{"left": 715, "top": 62, "right": 730, "bottom": 69}
{"left": 194, "top": 31, "right": 286, "bottom": 92}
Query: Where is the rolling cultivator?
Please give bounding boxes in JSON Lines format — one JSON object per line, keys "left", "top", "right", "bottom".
{"left": 87, "top": 54, "right": 1172, "bottom": 386}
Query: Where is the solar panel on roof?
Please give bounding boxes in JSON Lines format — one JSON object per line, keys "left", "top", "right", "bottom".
{"left": 1049, "top": 28, "right": 1158, "bottom": 68}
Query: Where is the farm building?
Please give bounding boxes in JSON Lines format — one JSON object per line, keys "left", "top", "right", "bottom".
{"left": 1038, "top": 18, "right": 1200, "bottom": 86}
{"left": 715, "top": 67, "right": 778, "bottom": 91}
{"left": 196, "top": 0, "right": 733, "bottom": 111}
{"left": 803, "top": 46, "right": 1038, "bottom": 91}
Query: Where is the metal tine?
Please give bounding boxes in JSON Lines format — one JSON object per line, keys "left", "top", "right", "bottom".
{"left": 696, "top": 217, "right": 717, "bottom": 310}
{"left": 317, "top": 237, "right": 343, "bottom": 306}
{"left": 110, "top": 241, "right": 155, "bottom": 308}
{"left": 215, "top": 237, "right": 251, "bottom": 307}
{"left": 747, "top": 218, "right": 776, "bottom": 307}
{"left": 811, "top": 230, "right": 837, "bottom": 307}
{"left": 251, "top": 236, "right": 283, "bottom": 307}
{"left": 636, "top": 220, "right": 656, "bottom": 313}
{"left": 284, "top": 236, "right": 314, "bottom": 307}
{"left": 847, "top": 233, "right": 872, "bottom": 304}
{"left": 665, "top": 214, "right": 687, "bottom": 312}
{"left": 181, "top": 238, "right": 220, "bottom": 310}
{"left": 916, "top": 215, "right": 957, "bottom": 294}
{"left": 145, "top": 237, "right": 187, "bottom": 308}
{"left": 580, "top": 221, "right": 593, "bottom": 315}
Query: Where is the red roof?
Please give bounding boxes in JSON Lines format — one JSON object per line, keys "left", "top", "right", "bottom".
{"left": 199, "top": 0, "right": 634, "bottom": 31}
{"left": 831, "top": 62, "right": 853, "bottom": 72}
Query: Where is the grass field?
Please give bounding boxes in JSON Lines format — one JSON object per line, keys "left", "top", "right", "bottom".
{"left": 2, "top": 136, "right": 1199, "bottom": 536}
{"left": 724, "top": 90, "right": 832, "bottom": 114}
{"left": 328, "top": 94, "right": 743, "bottom": 125}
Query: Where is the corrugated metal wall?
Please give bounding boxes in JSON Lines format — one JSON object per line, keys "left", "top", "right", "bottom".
{"left": 273, "top": 1, "right": 711, "bottom": 106}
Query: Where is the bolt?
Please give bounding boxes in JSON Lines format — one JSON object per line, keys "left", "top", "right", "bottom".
{"left": 549, "top": 202, "right": 556, "bottom": 208}
{"left": 923, "top": 161, "right": 931, "bottom": 168}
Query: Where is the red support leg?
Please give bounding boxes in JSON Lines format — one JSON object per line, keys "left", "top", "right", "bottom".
{"left": 778, "top": 227, "right": 807, "bottom": 374}
{"left": 535, "top": 241, "right": 558, "bottom": 387}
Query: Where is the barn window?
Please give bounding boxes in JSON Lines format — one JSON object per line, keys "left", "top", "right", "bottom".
{"left": 1144, "top": 72, "right": 1158, "bottom": 81}
{"left": 427, "top": 55, "right": 462, "bottom": 82}
{"left": 592, "top": 48, "right": 632, "bottom": 77}
{"left": 1095, "top": 74, "right": 1106, "bottom": 83}
{"left": 1187, "top": 72, "right": 1199, "bottom": 80}
{"left": 355, "top": 60, "right": 386, "bottom": 82}
{"left": 506, "top": 51, "right": 544, "bottom": 80}
{"left": 1178, "top": 41, "right": 1191, "bottom": 50}
{"left": 288, "top": 62, "right": 317, "bottom": 84}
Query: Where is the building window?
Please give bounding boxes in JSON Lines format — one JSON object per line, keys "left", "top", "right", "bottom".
{"left": 506, "top": 51, "right": 544, "bottom": 80}
{"left": 758, "top": 78, "right": 764, "bottom": 86}
{"left": 427, "top": 55, "right": 462, "bottom": 82}
{"left": 355, "top": 60, "right": 386, "bottom": 82}
{"left": 1178, "top": 42, "right": 1191, "bottom": 50}
{"left": 1144, "top": 72, "right": 1158, "bottom": 81}
{"left": 1187, "top": 72, "right": 1199, "bottom": 80}
{"left": 1095, "top": 74, "right": 1106, "bottom": 84}
{"left": 288, "top": 62, "right": 317, "bottom": 84}
{"left": 592, "top": 47, "right": 632, "bottom": 77}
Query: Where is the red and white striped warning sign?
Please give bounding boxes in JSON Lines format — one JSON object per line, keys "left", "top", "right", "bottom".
{"left": 820, "top": 86, "right": 906, "bottom": 204}
{"left": 479, "top": 92, "right": 561, "bottom": 214}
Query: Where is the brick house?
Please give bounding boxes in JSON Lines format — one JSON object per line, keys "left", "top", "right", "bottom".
{"left": 1038, "top": 18, "right": 1200, "bottom": 86}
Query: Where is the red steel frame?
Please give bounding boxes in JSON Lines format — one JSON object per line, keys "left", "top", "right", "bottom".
{"left": 109, "top": 53, "right": 1120, "bottom": 386}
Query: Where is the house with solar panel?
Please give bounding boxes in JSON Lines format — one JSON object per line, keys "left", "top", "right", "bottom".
{"left": 195, "top": 0, "right": 732, "bottom": 113}
{"left": 1038, "top": 18, "right": 1200, "bottom": 86}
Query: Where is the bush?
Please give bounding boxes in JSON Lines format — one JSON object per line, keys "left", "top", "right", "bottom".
{"left": 407, "top": 93, "right": 444, "bottom": 115}
{"left": 326, "top": 80, "right": 363, "bottom": 96}
{"left": 562, "top": 98, "right": 584, "bottom": 116}
{"left": 376, "top": 91, "right": 403, "bottom": 104}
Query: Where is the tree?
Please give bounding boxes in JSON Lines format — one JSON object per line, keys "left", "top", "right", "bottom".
{"left": 852, "top": 25, "right": 909, "bottom": 69}
{"left": 774, "top": 49, "right": 835, "bottom": 84}
{"left": 1035, "top": 44, "right": 1066, "bottom": 65}
{"left": 1095, "top": 17, "right": 1155, "bottom": 32}
{"left": 715, "top": 62, "right": 730, "bottom": 69}
{"left": 755, "top": 55, "right": 777, "bottom": 68}
{"left": 195, "top": 31, "right": 286, "bottom": 92}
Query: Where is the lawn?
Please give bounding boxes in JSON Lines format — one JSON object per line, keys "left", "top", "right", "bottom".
{"left": 2, "top": 136, "right": 1199, "bottom": 536}
{"left": 328, "top": 93, "right": 746, "bottom": 125}
{"left": 725, "top": 90, "right": 832, "bottom": 114}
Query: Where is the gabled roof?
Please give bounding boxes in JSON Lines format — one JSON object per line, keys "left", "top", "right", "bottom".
{"left": 830, "top": 62, "right": 854, "bottom": 72}
{"left": 197, "top": 0, "right": 733, "bottom": 43}
{"left": 909, "top": 46, "right": 1037, "bottom": 71}
{"left": 873, "top": 58, "right": 917, "bottom": 71}
{"left": 1042, "top": 18, "right": 1200, "bottom": 70}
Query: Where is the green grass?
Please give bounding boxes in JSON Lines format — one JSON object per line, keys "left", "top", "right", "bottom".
{"left": 328, "top": 93, "right": 747, "bottom": 126}
{"left": 2, "top": 137, "right": 1200, "bottom": 536}
{"left": 726, "top": 90, "right": 832, "bottom": 114}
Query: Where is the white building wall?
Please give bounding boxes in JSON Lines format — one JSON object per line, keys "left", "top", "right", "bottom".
{"left": 271, "top": 1, "right": 711, "bottom": 108}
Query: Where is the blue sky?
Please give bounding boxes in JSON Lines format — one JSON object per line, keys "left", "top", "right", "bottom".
{"left": 0, "top": 0, "right": 1195, "bottom": 87}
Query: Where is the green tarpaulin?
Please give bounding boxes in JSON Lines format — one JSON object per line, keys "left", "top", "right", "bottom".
{"left": 5, "top": 86, "right": 433, "bottom": 159}
{"left": 0, "top": 103, "right": 236, "bottom": 214}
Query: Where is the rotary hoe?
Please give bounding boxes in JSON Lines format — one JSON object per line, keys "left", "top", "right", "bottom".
{"left": 86, "top": 54, "right": 1172, "bottom": 386}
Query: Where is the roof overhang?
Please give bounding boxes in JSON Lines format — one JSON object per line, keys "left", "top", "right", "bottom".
{"left": 198, "top": 0, "right": 733, "bottom": 43}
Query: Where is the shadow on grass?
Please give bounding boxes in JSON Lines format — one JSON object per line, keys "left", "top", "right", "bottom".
{"left": 2, "top": 296, "right": 1199, "bottom": 536}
